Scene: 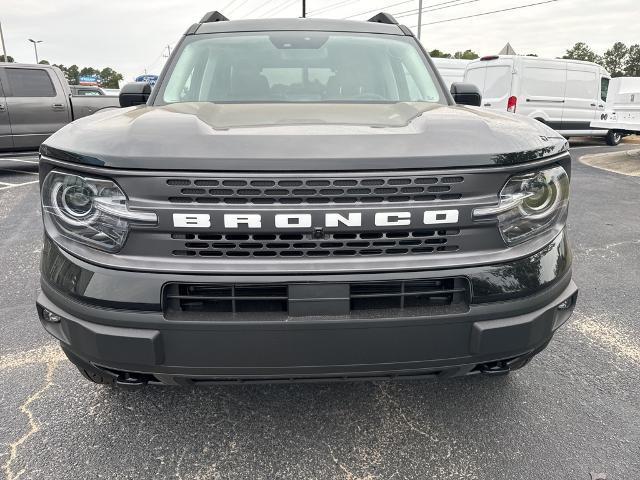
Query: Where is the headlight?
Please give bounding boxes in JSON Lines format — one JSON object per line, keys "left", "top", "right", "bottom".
{"left": 473, "top": 166, "right": 569, "bottom": 245}
{"left": 42, "top": 171, "right": 157, "bottom": 252}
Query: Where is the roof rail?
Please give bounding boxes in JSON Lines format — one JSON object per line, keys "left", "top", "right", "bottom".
{"left": 200, "top": 11, "right": 229, "bottom": 23}
{"left": 367, "top": 12, "right": 399, "bottom": 25}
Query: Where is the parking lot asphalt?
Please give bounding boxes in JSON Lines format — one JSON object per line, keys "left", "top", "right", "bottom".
{"left": 0, "top": 141, "right": 639, "bottom": 480}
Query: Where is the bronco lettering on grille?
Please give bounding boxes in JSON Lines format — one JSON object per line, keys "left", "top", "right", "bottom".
{"left": 172, "top": 210, "right": 459, "bottom": 229}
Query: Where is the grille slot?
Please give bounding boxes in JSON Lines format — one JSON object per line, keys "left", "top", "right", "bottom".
{"left": 165, "top": 284, "right": 288, "bottom": 315}
{"left": 350, "top": 278, "right": 463, "bottom": 311}
{"left": 167, "top": 174, "right": 465, "bottom": 204}
{"left": 171, "top": 230, "right": 460, "bottom": 258}
{"left": 163, "top": 278, "right": 469, "bottom": 320}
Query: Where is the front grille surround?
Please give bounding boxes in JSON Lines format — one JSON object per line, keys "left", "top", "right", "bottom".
{"left": 115, "top": 168, "right": 514, "bottom": 264}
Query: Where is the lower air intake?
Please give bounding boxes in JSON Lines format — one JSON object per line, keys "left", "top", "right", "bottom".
{"left": 163, "top": 278, "right": 469, "bottom": 320}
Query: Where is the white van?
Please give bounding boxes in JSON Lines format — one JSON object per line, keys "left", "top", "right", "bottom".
{"left": 431, "top": 58, "right": 471, "bottom": 89}
{"left": 591, "top": 77, "right": 640, "bottom": 135}
{"left": 463, "top": 55, "right": 621, "bottom": 145}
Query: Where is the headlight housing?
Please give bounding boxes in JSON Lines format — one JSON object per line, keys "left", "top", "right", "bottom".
{"left": 474, "top": 166, "right": 569, "bottom": 245}
{"left": 42, "top": 171, "right": 157, "bottom": 252}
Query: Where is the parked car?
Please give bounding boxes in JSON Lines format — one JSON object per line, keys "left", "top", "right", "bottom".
{"left": 464, "top": 55, "right": 622, "bottom": 145}
{"left": 591, "top": 76, "right": 640, "bottom": 135}
{"left": 431, "top": 58, "right": 471, "bottom": 89}
{"left": 0, "top": 64, "right": 120, "bottom": 151}
{"left": 37, "top": 11, "right": 577, "bottom": 387}
{"left": 69, "top": 85, "right": 106, "bottom": 96}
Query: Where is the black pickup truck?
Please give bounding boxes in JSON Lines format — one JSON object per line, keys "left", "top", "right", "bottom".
{"left": 36, "top": 12, "right": 577, "bottom": 386}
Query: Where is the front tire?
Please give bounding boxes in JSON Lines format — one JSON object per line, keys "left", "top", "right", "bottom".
{"left": 606, "top": 130, "right": 622, "bottom": 146}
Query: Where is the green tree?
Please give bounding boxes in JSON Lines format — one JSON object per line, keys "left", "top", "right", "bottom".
{"left": 429, "top": 49, "right": 451, "bottom": 58}
{"left": 79, "top": 66, "right": 99, "bottom": 78}
{"left": 38, "top": 59, "right": 50, "bottom": 65}
{"left": 603, "top": 42, "right": 628, "bottom": 77}
{"left": 99, "top": 67, "right": 123, "bottom": 89}
{"left": 0, "top": 54, "right": 14, "bottom": 62}
{"left": 563, "top": 42, "right": 601, "bottom": 64}
{"left": 66, "top": 65, "right": 80, "bottom": 85}
{"left": 625, "top": 44, "right": 640, "bottom": 76}
{"left": 52, "top": 64, "right": 122, "bottom": 86}
{"left": 453, "top": 50, "right": 479, "bottom": 60}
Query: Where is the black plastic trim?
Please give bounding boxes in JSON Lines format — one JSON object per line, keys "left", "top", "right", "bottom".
{"left": 200, "top": 11, "right": 229, "bottom": 23}
{"left": 368, "top": 12, "right": 399, "bottom": 24}
{"left": 36, "top": 280, "right": 577, "bottom": 380}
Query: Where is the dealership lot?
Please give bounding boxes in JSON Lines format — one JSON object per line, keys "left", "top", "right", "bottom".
{"left": 0, "top": 144, "right": 638, "bottom": 479}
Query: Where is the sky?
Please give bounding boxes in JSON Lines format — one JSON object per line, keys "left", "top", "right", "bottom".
{"left": 1, "top": 0, "right": 638, "bottom": 82}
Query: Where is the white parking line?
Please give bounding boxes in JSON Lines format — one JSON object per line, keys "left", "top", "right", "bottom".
{"left": 0, "top": 180, "right": 39, "bottom": 190}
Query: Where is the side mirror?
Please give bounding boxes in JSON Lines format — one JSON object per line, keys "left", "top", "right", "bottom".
{"left": 450, "top": 82, "right": 482, "bottom": 107}
{"left": 119, "top": 82, "right": 152, "bottom": 108}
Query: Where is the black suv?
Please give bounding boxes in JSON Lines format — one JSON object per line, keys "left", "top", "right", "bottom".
{"left": 37, "top": 11, "right": 577, "bottom": 386}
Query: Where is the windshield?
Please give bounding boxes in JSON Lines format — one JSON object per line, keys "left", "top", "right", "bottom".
{"left": 157, "top": 31, "right": 443, "bottom": 104}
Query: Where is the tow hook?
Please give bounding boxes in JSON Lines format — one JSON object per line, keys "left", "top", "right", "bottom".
{"left": 478, "top": 361, "right": 511, "bottom": 376}
{"left": 115, "top": 374, "right": 148, "bottom": 388}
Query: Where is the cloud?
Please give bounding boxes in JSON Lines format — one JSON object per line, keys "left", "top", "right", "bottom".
{"left": 1, "top": 0, "right": 636, "bottom": 82}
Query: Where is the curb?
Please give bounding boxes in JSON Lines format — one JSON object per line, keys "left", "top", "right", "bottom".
{"left": 579, "top": 148, "right": 640, "bottom": 177}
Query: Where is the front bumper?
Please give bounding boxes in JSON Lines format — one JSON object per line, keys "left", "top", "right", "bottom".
{"left": 37, "top": 233, "right": 577, "bottom": 384}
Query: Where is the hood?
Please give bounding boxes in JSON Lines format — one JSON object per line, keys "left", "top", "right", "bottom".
{"left": 42, "top": 102, "right": 568, "bottom": 171}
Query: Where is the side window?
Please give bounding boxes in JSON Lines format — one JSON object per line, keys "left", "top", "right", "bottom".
{"left": 484, "top": 66, "right": 511, "bottom": 99}
{"left": 522, "top": 67, "right": 566, "bottom": 98}
{"left": 600, "top": 77, "right": 609, "bottom": 102}
{"left": 5, "top": 68, "right": 56, "bottom": 97}
{"left": 565, "top": 69, "right": 597, "bottom": 100}
{"left": 465, "top": 68, "right": 486, "bottom": 93}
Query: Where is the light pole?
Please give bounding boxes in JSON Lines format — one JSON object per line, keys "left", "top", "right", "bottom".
{"left": 28, "top": 38, "right": 42, "bottom": 63}
{"left": 0, "top": 22, "right": 8, "bottom": 62}
{"left": 417, "top": 0, "right": 423, "bottom": 40}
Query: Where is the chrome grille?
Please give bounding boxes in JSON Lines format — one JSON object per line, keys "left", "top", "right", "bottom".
{"left": 171, "top": 229, "right": 461, "bottom": 258}
{"left": 166, "top": 174, "right": 465, "bottom": 205}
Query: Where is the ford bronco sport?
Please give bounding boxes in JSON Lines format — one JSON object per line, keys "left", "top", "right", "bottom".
{"left": 37, "top": 11, "right": 577, "bottom": 386}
